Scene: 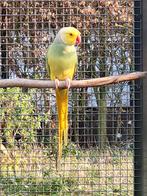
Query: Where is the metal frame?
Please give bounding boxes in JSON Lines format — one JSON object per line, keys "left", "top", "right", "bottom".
{"left": 135, "top": 0, "right": 147, "bottom": 195}
{"left": 142, "top": 0, "right": 147, "bottom": 195}
{"left": 134, "top": 0, "right": 143, "bottom": 195}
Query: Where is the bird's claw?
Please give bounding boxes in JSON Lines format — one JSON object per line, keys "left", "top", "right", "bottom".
{"left": 55, "top": 79, "right": 60, "bottom": 89}
{"left": 65, "top": 78, "right": 71, "bottom": 89}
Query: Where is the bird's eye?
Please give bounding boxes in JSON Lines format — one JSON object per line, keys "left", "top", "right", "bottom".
{"left": 69, "top": 33, "right": 73, "bottom": 36}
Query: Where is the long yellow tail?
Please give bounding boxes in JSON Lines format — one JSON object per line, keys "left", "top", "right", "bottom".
{"left": 56, "top": 89, "right": 68, "bottom": 167}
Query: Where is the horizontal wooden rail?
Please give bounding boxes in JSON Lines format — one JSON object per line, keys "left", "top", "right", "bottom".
{"left": 0, "top": 72, "right": 146, "bottom": 89}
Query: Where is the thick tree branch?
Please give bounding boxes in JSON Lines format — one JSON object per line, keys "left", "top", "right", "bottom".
{"left": 0, "top": 72, "right": 146, "bottom": 89}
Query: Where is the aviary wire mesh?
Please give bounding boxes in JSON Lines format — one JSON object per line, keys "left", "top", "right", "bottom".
{"left": 0, "top": 0, "right": 140, "bottom": 195}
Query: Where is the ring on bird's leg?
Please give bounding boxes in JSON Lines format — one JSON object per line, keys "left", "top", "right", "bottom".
{"left": 65, "top": 78, "right": 71, "bottom": 89}
{"left": 55, "top": 79, "right": 60, "bottom": 89}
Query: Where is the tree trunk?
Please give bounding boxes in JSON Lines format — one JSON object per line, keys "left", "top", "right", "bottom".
{"left": 95, "top": 10, "right": 109, "bottom": 148}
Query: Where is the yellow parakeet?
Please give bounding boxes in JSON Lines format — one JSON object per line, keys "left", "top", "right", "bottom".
{"left": 46, "top": 27, "right": 81, "bottom": 167}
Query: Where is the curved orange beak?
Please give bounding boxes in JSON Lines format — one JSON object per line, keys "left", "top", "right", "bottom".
{"left": 76, "top": 35, "right": 81, "bottom": 45}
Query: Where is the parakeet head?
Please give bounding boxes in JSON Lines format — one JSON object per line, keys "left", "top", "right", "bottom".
{"left": 54, "top": 27, "right": 81, "bottom": 46}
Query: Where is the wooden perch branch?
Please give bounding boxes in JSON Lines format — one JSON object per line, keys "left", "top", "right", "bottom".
{"left": 0, "top": 72, "right": 146, "bottom": 89}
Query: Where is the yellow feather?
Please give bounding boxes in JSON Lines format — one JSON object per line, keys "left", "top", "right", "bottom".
{"left": 56, "top": 89, "right": 68, "bottom": 168}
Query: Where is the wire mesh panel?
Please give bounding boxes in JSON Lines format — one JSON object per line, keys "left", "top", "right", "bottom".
{"left": 0, "top": 0, "right": 140, "bottom": 195}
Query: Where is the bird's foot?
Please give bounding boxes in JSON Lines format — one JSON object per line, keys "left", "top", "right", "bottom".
{"left": 55, "top": 79, "right": 60, "bottom": 89}
{"left": 65, "top": 78, "right": 71, "bottom": 89}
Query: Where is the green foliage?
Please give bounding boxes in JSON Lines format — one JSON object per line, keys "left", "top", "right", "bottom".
{"left": 46, "top": 136, "right": 81, "bottom": 160}
{"left": 46, "top": 135, "right": 58, "bottom": 160}
{"left": 0, "top": 88, "right": 44, "bottom": 146}
{"left": 0, "top": 175, "right": 77, "bottom": 195}
{"left": 63, "top": 143, "right": 81, "bottom": 159}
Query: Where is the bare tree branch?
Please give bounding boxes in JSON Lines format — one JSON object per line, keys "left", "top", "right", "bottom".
{"left": 0, "top": 72, "right": 146, "bottom": 89}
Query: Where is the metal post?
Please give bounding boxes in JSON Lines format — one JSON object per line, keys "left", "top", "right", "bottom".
{"left": 142, "top": 0, "right": 147, "bottom": 195}
{"left": 134, "top": 0, "right": 143, "bottom": 195}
